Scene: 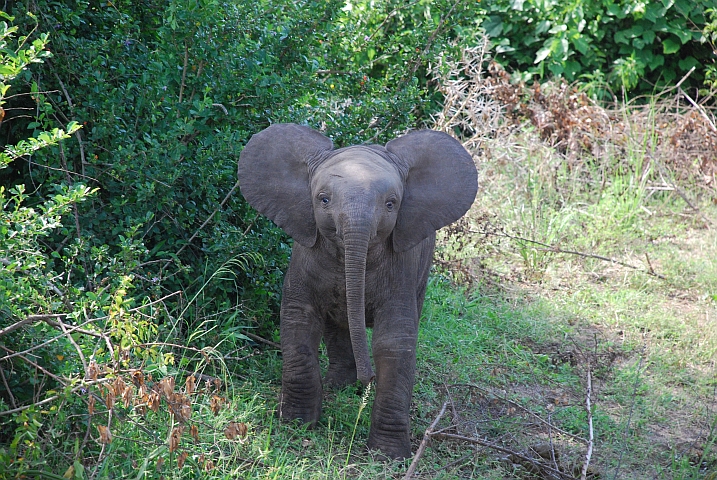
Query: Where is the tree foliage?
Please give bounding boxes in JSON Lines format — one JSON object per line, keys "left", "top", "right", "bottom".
{"left": 480, "top": 0, "right": 716, "bottom": 96}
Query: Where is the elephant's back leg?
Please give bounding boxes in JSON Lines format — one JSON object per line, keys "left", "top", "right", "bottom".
{"left": 415, "top": 234, "right": 436, "bottom": 314}
{"left": 324, "top": 319, "right": 357, "bottom": 389}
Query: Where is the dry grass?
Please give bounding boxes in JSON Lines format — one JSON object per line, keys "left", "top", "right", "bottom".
{"left": 427, "top": 41, "right": 717, "bottom": 478}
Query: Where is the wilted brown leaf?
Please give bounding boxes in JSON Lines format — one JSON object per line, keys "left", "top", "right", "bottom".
{"left": 88, "top": 394, "right": 96, "bottom": 416}
{"left": 209, "top": 395, "right": 224, "bottom": 415}
{"left": 168, "top": 426, "right": 183, "bottom": 452}
{"left": 87, "top": 360, "right": 99, "bottom": 381}
{"left": 134, "top": 397, "right": 147, "bottom": 416}
{"left": 190, "top": 424, "right": 199, "bottom": 442}
{"left": 121, "top": 385, "right": 133, "bottom": 409}
{"left": 112, "top": 377, "right": 127, "bottom": 397}
{"left": 155, "top": 456, "right": 165, "bottom": 471}
{"left": 167, "top": 392, "right": 192, "bottom": 422}
{"left": 180, "top": 402, "right": 191, "bottom": 422}
{"left": 237, "top": 422, "right": 248, "bottom": 439}
{"left": 224, "top": 421, "right": 249, "bottom": 441}
{"left": 185, "top": 375, "right": 196, "bottom": 395}
{"left": 104, "top": 386, "right": 115, "bottom": 410}
{"left": 131, "top": 370, "right": 145, "bottom": 387}
{"left": 97, "top": 424, "right": 112, "bottom": 444}
{"left": 159, "top": 376, "right": 175, "bottom": 398}
{"left": 224, "top": 422, "right": 238, "bottom": 440}
{"left": 146, "top": 390, "right": 160, "bottom": 413}
{"left": 177, "top": 451, "right": 188, "bottom": 469}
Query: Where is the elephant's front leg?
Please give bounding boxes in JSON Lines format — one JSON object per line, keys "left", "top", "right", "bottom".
{"left": 279, "top": 298, "right": 323, "bottom": 426}
{"left": 367, "top": 311, "right": 419, "bottom": 459}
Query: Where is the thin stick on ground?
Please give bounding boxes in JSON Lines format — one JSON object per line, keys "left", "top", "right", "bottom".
{"left": 431, "top": 432, "right": 573, "bottom": 480}
{"left": 581, "top": 363, "right": 594, "bottom": 480}
{"left": 474, "top": 228, "right": 667, "bottom": 279}
{"left": 449, "top": 383, "right": 589, "bottom": 445}
{"left": 404, "top": 400, "right": 449, "bottom": 479}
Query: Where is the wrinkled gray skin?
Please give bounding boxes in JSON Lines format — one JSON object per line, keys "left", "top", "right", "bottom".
{"left": 237, "top": 123, "right": 478, "bottom": 459}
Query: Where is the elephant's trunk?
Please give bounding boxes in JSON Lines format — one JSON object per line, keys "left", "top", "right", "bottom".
{"left": 343, "top": 222, "right": 375, "bottom": 386}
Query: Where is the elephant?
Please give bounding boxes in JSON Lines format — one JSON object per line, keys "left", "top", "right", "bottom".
{"left": 237, "top": 123, "right": 477, "bottom": 459}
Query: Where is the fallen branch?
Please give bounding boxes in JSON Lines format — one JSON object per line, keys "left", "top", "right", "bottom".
{"left": 473, "top": 229, "right": 666, "bottom": 279}
{"left": 242, "top": 330, "right": 281, "bottom": 350}
{"left": 0, "top": 377, "right": 112, "bottom": 417}
{"left": 678, "top": 86, "right": 717, "bottom": 133}
{"left": 0, "top": 314, "right": 67, "bottom": 337}
{"left": 431, "top": 432, "right": 572, "bottom": 480}
{"left": 404, "top": 401, "right": 449, "bottom": 479}
{"left": 580, "top": 364, "right": 594, "bottom": 480}
{"left": 449, "top": 383, "right": 588, "bottom": 445}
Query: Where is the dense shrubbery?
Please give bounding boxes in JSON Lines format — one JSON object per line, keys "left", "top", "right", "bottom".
{"left": 0, "top": 0, "right": 715, "bottom": 475}
{"left": 481, "top": 0, "right": 716, "bottom": 96}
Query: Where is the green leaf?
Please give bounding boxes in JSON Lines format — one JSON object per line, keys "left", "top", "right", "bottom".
{"left": 662, "top": 37, "right": 680, "bottom": 54}
{"left": 482, "top": 16, "right": 503, "bottom": 38}
{"left": 535, "top": 46, "right": 551, "bottom": 64}
{"left": 607, "top": 4, "right": 628, "bottom": 19}
{"left": 648, "top": 54, "right": 665, "bottom": 70}
{"left": 572, "top": 36, "right": 589, "bottom": 55}
{"left": 678, "top": 56, "right": 699, "bottom": 71}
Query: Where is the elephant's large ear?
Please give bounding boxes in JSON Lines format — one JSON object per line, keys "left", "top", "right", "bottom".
{"left": 238, "top": 123, "right": 334, "bottom": 247}
{"left": 386, "top": 130, "right": 478, "bottom": 252}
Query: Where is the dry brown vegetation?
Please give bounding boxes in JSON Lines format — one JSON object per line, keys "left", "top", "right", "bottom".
{"left": 418, "top": 41, "right": 717, "bottom": 478}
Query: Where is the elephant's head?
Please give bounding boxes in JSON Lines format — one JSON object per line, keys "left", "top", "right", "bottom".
{"left": 238, "top": 123, "right": 477, "bottom": 385}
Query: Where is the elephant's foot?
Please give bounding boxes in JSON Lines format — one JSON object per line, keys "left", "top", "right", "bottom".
{"left": 367, "top": 429, "right": 412, "bottom": 460}
{"left": 278, "top": 386, "right": 322, "bottom": 426}
{"left": 324, "top": 365, "right": 357, "bottom": 390}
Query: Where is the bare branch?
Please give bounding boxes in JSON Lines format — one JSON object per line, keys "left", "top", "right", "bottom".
{"left": 431, "top": 432, "right": 572, "bottom": 480}
{"left": 0, "top": 314, "right": 66, "bottom": 337}
{"left": 472, "top": 228, "right": 666, "bottom": 279}
{"left": 404, "top": 401, "right": 449, "bottom": 479}
{"left": 580, "top": 364, "right": 594, "bottom": 480}
{"left": 449, "top": 383, "right": 588, "bottom": 445}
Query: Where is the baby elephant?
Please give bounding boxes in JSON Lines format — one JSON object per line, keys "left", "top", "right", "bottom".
{"left": 237, "top": 123, "right": 477, "bottom": 459}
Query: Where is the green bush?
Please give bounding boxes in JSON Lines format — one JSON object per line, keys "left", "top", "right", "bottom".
{"left": 479, "top": 0, "right": 716, "bottom": 96}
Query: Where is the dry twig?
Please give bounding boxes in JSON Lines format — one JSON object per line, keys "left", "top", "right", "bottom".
{"left": 449, "top": 382, "right": 588, "bottom": 445}
{"left": 580, "top": 364, "right": 594, "bottom": 480}
{"left": 431, "top": 432, "right": 573, "bottom": 480}
{"left": 472, "top": 228, "right": 667, "bottom": 279}
{"left": 404, "top": 401, "right": 449, "bottom": 479}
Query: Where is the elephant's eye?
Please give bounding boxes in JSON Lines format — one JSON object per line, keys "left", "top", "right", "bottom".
{"left": 386, "top": 200, "right": 394, "bottom": 211}
{"left": 319, "top": 194, "right": 330, "bottom": 205}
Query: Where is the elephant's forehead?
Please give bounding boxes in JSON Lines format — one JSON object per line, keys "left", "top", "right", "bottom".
{"left": 316, "top": 148, "right": 400, "bottom": 184}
